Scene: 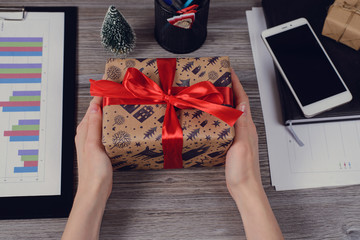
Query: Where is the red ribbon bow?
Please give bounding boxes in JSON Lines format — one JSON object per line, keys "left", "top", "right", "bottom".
{"left": 90, "top": 58, "right": 242, "bottom": 169}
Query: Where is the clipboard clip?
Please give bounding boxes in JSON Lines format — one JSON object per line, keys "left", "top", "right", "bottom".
{"left": 0, "top": 7, "right": 25, "bottom": 21}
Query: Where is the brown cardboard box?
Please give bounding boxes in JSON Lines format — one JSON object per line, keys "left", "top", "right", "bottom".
{"left": 322, "top": 0, "right": 360, "bottom": 50}
{"left": 100, "top": 57, "right": 236, "bottom": 170}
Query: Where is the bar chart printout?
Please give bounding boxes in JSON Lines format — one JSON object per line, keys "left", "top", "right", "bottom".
{"left": 0, "top": 62, "right": 42, "bottom": 182}
{"left": 0, "top": 11, "right": 66, "bottom": 200}
{"left": 0, "top": 63, "right": 42, "bottom": 84}
{"left": 0, "top": 85, "right": 42, "bottom": 179}
{"left": 17, "top": 148, "right": 39, "bottom": 173}
{"left": 0, "top": 90, "right": 41, "bottom": 112}
{"left": 3, "top": 119, "right": 40, "bottom": 174}
{"left": 0, "top": 37, "right": 43, "bottom": 57}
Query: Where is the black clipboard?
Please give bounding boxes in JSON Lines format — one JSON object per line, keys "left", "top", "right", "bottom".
{"left": 0, "top": 7, "right": 77, "bottom": 219}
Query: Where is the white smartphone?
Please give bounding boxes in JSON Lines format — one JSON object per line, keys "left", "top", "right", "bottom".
{"left": 261, "top": 18, "right": 352, "bottom": 118}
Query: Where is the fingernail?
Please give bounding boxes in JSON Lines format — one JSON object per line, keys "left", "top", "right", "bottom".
{"left": 239, "top": 102, "right": 247, "bottom": 117}
{"left": 90, "top": 103, "right": 99, "bottom": 113}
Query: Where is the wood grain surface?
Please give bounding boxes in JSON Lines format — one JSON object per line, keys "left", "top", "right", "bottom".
{"left": 0, "top": 0, "right": 359, "bottom": 239}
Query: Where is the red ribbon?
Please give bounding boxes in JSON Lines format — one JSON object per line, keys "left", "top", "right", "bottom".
{"left": 90, "top": 58, "right": 242, "bottom": 169}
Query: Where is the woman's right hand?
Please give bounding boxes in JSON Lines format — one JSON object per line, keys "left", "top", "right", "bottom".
{"left": 225, "top": 69, "right": 284, "bottom": 240}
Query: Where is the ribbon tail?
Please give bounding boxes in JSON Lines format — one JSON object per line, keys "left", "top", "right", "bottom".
{"left": 202, "top": 103, "right": 243, "bottom": 126}
{"left": 175, "top": 97, "right": 243, "bottom": 126}
{"left": 90, "top": 79, "right": 135, "bottom": 98}
{"left": 162, "top": 104, "right": 183, "bottom": 169}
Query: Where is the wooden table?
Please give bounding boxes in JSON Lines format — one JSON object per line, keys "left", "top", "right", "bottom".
{"left": 1, "top": 0, "right": 359, "bottom": 239}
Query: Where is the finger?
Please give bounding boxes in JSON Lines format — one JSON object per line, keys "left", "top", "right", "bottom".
{"left": 237, "top": 101, "right": 248, "bottom": 121}
{"left": 75, "top": 97, "right": 101, "bottom": 158}
{"left": 76, "top": 117, "right": 88, "bottom": 142}
{"left": 91, "top": 96, "right": 103, "bottom": 106}
{"left": 81, "top": 97, "right": 102, "bottom": 129}
{"left": 231, "top": 69, "right": 253, "bottom": 121}
{"left": 231, "top": 68, "right": 248, "bottom": 106}
{"left": 75, "top": 119, "right": 88, "bottom": 165}
{"left": 233, "top": 102, "right": 258, "bottom": 144}
{"left": 75, "top": 105, "right": 92, "bottom": 150}
{"left": 85, "top": 100, "right": 103, "bottom": 149}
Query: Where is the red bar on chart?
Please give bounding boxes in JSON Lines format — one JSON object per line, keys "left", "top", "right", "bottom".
{"left": 0, "top": 47, "right": 43, "bottom": 52}
{"left": 24, "top": 161, "right": 38, "bottom": 167}
{"left": 4, "top": 130, "right": 39, "bottom": 136}
{"left": 0, "top": 73, "right": 41, "bottom": 79}
{"left": 0, "top": 101, "right": 40, "bottom": 107}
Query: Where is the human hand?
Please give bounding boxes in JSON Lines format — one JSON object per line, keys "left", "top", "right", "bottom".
{"left": 225, "top": 69, "right": 284, "bottom": 240}
{"left": 62, "top": 97, "right": 112, "bottom": 240}
{"left": 75, "top": 97, "right": 113, "bottom": 200}
{"left": 225, "top": 69, "right": 261, "bottom": 197}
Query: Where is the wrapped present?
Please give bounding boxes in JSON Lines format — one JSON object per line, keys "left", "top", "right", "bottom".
{"left": 90, "top": 57, "right": 242, "bottom": 170}
{"left": 322, "top": 0, "right": 360, "bottom": 50}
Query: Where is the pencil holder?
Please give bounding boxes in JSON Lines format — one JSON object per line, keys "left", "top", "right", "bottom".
{"left": 154, "top": 0, "right": 210, "bottom": 54}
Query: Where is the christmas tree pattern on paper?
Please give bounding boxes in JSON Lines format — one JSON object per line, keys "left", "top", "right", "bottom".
{"left": 144, "top": 127, "right": 157, "bottom": 139}
{"left": 133, "top": 146, "right": 163, "bottom": 160}
{"left": 187, "top": 128, "right": 200, "bottom": 141}
{"left": 182, "top": 145, "right": 210, "bottom": 161}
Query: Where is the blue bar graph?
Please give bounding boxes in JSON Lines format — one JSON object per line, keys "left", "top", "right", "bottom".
{"left": 10, "top": 136, "right": 39, "bottom": 142}
{"left": 13, "top": 91, "right": 41, "bottom": 96}
{"left": 14, "top": 166, "right": 38, "bottom": 173}
{"left": 3, "top": 106, "right": 40, "bottom": 112}
{"left": 0, "top": 37, "right": 43, "bottom": 42}
{"left": 18, "top": 119, "right": 40, "bottom": 125}
{"left": 0, "top": 78, "right": 41, "bottom": 84}
{"left": 0, "top": 52, "right": 42, "bottom": 57}
{"left": 0, "top": 63, "right": 42, "bottom": 68}
{"left": 18, "top": 149, "right": 39, "bottom": 155}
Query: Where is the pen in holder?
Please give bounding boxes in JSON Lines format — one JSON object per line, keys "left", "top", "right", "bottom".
{"left": 154, "top": 0, "right": 210, "bottom": 54}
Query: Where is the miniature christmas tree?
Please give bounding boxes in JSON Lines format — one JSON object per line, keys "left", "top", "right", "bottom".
{"left": 101, "top": 6, "right": 136, "bottom": 55}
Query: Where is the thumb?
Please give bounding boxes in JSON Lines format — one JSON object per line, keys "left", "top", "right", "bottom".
{"left": 86, "top": 102, "right": 103, "bottom": 148}
{"left": 236, "top": 102, "right": 248, "bottom": 128}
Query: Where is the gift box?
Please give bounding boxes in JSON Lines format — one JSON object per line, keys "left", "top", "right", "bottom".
{"left": 322, "top": 0, "right": 360, "bottom": 50}
{"left": 90, "top": 57, "right": 242, "bottom": 170}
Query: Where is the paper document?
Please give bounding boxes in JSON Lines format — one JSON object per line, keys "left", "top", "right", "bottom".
{"left": 0, "top": 12, "right": 64, "bottom": 196}
{"left": 246, "top": 7, "right": 360, "bottom": 190}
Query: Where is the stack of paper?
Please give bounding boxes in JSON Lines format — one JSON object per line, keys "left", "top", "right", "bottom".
{"left": 246, "top": 8, "right": 360, "bottom": 190}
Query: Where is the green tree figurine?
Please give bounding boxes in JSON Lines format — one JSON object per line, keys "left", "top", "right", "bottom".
{"left": 101, "top": 6, "right": 136, "bottom": 55}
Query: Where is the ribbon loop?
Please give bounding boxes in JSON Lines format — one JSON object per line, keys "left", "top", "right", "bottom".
{"left": 123, "top": 68, "right": 165, "bottom": 102}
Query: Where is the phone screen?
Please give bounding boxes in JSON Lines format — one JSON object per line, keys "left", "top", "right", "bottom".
{"left": 265, "top": 24, "right": 347, "bottom": 106}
